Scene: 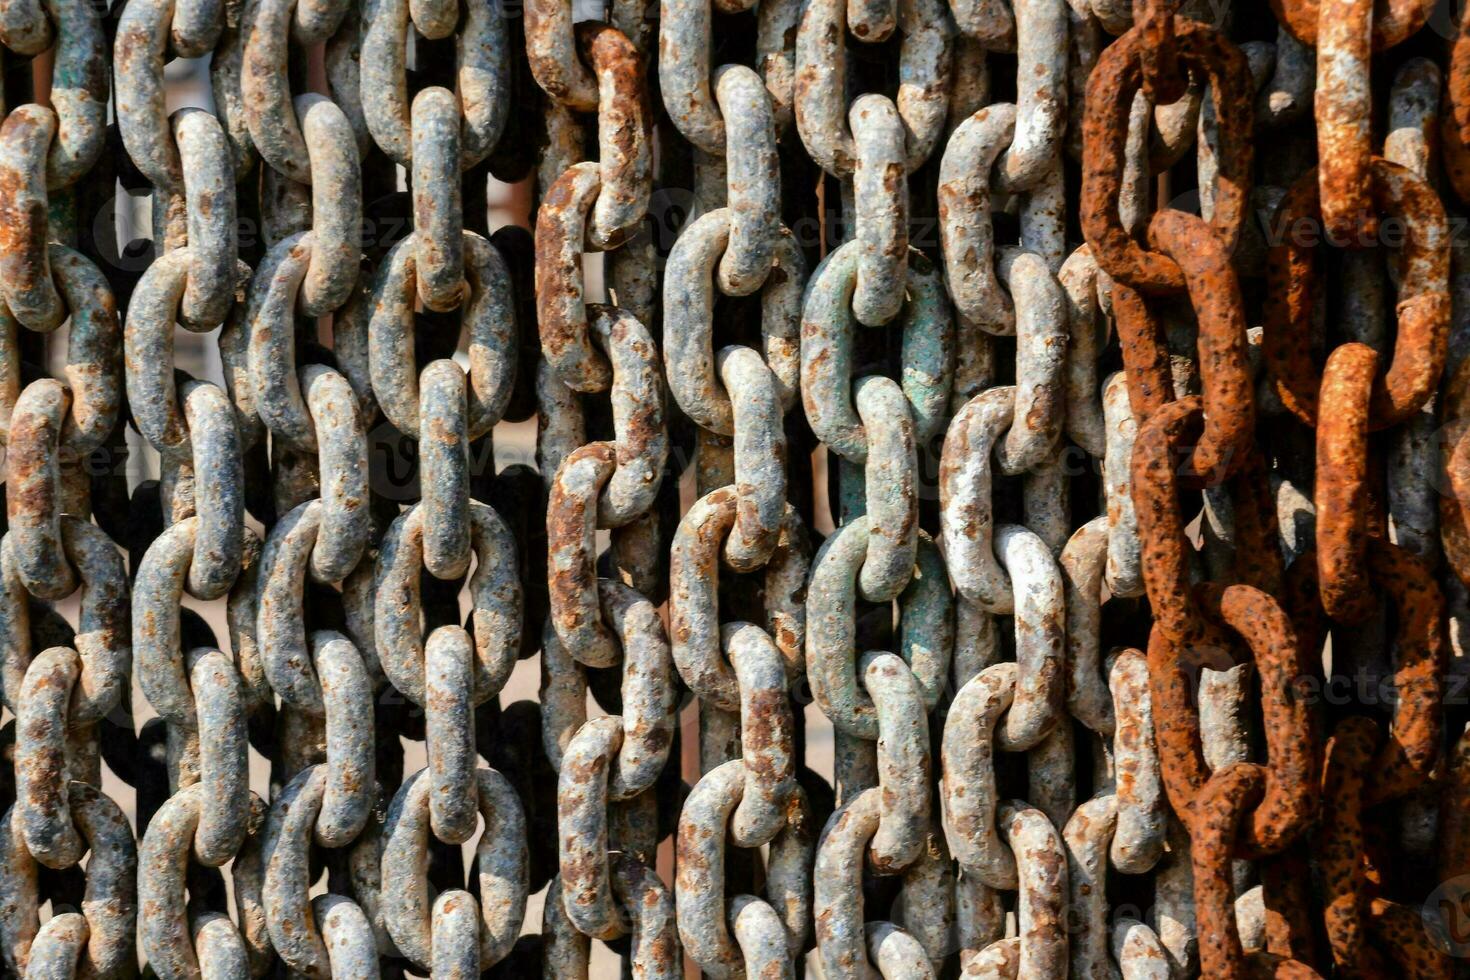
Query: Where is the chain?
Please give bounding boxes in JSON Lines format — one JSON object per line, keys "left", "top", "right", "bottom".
{"left": 0, "top": 0, "right": 1467, "bottom": 973}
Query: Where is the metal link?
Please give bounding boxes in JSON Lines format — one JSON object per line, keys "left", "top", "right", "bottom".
{"left": 139, "top": 785, "right": 266, "bottom": 978}
{"left": 676, "top": 760, "right": 811, "bottom": 976}
{"left": 1082, "top": 18, "right": 1253, "bottom": 293}
{"left": 7, "top": 380, "right": 76, "bottom": 598}
{"left": 382, "top": 767, "right": 528, "bottom": 971}
{"left": 15, "top": 646, "right": 88, "bottom": 868}
{"left": 1108, "top": 648, "right": 1166, "bottom": 872}
{"left": 715, "top": 347, "right": 789, "bottom": 569}
{"left": 807, "top": 520, "right": 951, "bottom": 734}
{"left": 262, "top": 765, "right": 370, "bottom": 975}
{"left": 0, "top": 107, "right": 65, "bottom": 332}
{"left": 375, "top": 500, "right": 522, "bottom": 703}
{"left": 243, "top": 0, "right": 356, "bottom": 184}
{"left": 1, "top": 783, "right": 135, "bottom": 978}
{"left": 361, "top": 0, "right": 510, "bottom": 167}
{"left": 0, "top": 0, "right": 106, "bottom": 328}
{"left": 670, "top": 490, "right": 810, "bottom": 702}
{"left": 541, "top": 580, "right": 675, "bottom": 796}
{"left": 525, "top": 0, "right": 598, "bottom": 111}
{"left": 1265, "top": 157, "right": 1449, "bottom": 429}
{"left": 794, "top": 0, "right": 952, "bottom": 176}
{"left": 664, "top": 208, "right": 803, "bottom": 429}
{"left": 999, "top": 0, "right": 1067, "bottom": 191}
{"left": 850, "top": 95, "right": 908, "bottom": 327}
{"left": 370, "top": 231, "right": 516, "bottom": 437}
{"left": 172, "top": 109, "right": 238, "bottom": 331}
{"left": 994, "top": 250, "right": 1067, "bottom": 475}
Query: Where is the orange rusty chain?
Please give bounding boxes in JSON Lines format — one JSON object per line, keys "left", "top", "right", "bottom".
{"left": 0, "top": 0, "right": 1469, "bottom": 973}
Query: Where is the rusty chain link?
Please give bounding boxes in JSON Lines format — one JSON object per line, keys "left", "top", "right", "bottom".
{"left": 1, "top": 0, "right": 1469, "bottom": 973}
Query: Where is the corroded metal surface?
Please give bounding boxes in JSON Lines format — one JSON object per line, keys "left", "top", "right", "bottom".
{"left": 1, "top": 0, "right": 1466, "bottom": 973}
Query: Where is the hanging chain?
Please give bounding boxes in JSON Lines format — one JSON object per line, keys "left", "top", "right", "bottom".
{"left": 1, "top": 0, "right": 1469, "bottom": 973}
